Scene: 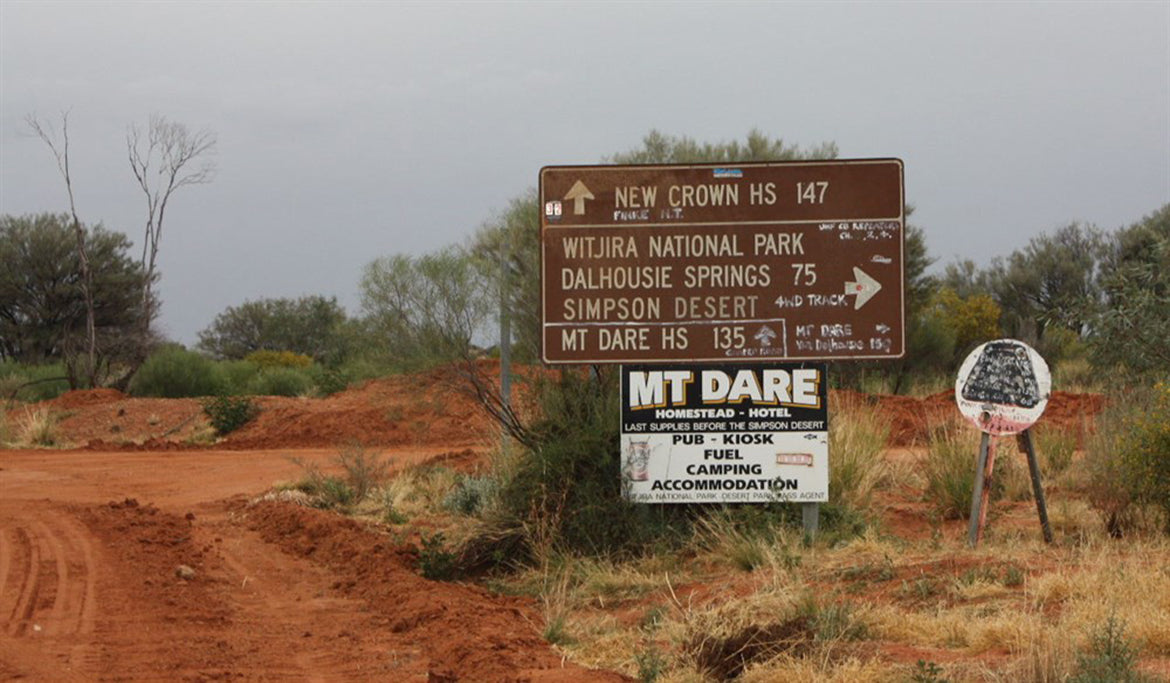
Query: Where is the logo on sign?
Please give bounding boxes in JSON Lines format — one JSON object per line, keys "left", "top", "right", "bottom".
{"left": 627, "top": 368, "right": 821, "bottom": 410}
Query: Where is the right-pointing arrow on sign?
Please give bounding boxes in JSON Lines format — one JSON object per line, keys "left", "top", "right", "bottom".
{"left": 845, "top": 267, "right": 882, "bottom": 310}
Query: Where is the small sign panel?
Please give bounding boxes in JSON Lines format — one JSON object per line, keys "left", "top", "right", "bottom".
{"left": 540, "top": 160, "right": 905, "bottom": 363}
{"left": 955, "top": 339, "right": 1051, "bottom": 435}
{"left": 621, "top": 363, "right": 829, "bottom": 504}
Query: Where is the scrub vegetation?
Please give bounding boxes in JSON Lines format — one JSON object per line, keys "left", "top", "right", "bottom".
{"left": 317, "top": 390, "right": 1169, "bottom": 682}
{"left": 5, "top": 130, "right": 1169, "bottom": 679}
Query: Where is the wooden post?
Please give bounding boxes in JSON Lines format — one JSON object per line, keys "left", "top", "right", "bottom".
{"left": 967, "top": 431, "right": 992, "bottom": 547}
{"left": 1018, "top": 429, "right": 1054, "bottom": 544}
{"left": 975, "top": 436, "right": 998, "bottom": 545}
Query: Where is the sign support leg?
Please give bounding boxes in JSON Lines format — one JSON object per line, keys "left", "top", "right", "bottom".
{"left": 975, "top": 436, "right": 998, "bottom": 546}
{"left": 1019, "top": 429, "right": 1054, "bottom": 544}
{"left": 967, "top": 432, "right": 992, "bottom": 548}
{"left": 802, "top": 502, "right": 819, "bottom": 544}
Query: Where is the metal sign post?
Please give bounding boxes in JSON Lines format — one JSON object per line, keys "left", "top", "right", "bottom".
{"left": 802, "top": 502, "right": 820, "bottom": 543}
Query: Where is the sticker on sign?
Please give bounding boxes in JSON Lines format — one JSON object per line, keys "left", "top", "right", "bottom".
{"left": 540, "top": 159, "right": 906, "bottom": 363}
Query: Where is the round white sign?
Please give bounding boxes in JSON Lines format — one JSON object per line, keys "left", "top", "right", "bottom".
{"left": 955, "top": 339, "right": 1051, "bottom": 435}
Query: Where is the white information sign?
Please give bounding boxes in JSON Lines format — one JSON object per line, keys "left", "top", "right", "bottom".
{"left": 955, "top": 339, "right": 1051, "bottom": 435}
{"left": 621, "top": 363, "right": 829, "bottom": 504}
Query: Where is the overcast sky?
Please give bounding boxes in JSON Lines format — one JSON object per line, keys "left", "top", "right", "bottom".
{"left": 2, "top": 1, "right": 1167, "bottom": 346}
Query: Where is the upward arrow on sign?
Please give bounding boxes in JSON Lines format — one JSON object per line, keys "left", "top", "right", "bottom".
{"left": 845, "top": 267, "right": 882, "bottom": 310}
{"left": 563, "top": 180, "right": 594, "bottom": 215}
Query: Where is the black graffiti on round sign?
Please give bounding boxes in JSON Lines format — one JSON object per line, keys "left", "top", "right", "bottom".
{"left": 960, "top": 340, "right": 1042, "bottom": 409}
{"left": 954, "top": 339, "right": 1051, "bottom": 436}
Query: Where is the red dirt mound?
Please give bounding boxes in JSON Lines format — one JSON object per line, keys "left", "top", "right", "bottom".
{"left": 220, "top": 365, "right": 496, "bottom": 450}
{"left": 1042, "top": 391, "right": 1106, "bottom": 441}
{"left": 244, "top": 501, "right": 628, "bottom": 682}
{"left": 830, "top": 388, "right": 1103, "bottom": 447}
{"left": 48, "top": 388, "right": 127, "bottom": 409}
{"left": 19, "top": 362, "right": 1104, "bottom": 453}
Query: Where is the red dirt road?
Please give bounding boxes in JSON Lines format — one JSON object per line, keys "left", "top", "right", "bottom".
{"left": 0, "top": 448, "right": 626, "bottom": 682}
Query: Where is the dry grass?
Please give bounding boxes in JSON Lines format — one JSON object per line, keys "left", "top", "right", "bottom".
{"left": 363, "top": 397, "right": 1170, "bottom": 683}
{"left": 1032, "top": 424, "right": 1078, "bottom": 479}
{"left": 0, "top": 409, "right": 12, "bottom": 446}
{"left": 508, "top": 510, "right": 1170, "bottom": 681}
{"left": 15, "top": 405, "right": 62, "bottom": 447}
{"left": 378, "top": 462, "right": 462, "bottom": 518}
{"left": 922, "top": 415, "right": 980, "bottom": 519}
{"left": 692, "top": 513, "right": 804, "bottom": 575}
{"left": 738, "top": 654, "right": 895, "bottom": 683}
{"left": 919, "top": 416, "right": 1036, "bottom": 519}
{"left": 828, "top": 400, "right": 891, "bottom": 511}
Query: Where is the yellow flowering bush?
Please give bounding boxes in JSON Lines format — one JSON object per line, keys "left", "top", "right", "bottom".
{"left": 243, "top": 349, "right": 313, "bottom": 370}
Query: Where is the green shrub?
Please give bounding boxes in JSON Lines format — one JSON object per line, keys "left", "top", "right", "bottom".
{"left": 215, "top": 360, "right": 261, "bottom": 395}
{"left": 335, "top": 355, "right": 392, "bottom": 385}
{"left": 1070, "top": 615, "right": 1144, "bottom": 683}
{"left": 442, "top": 475, "right": 497, "bottom": 515}
{"left": 313, "top": 476, "right": 356, "bottom": 511}
{"left": 496, "top": 368, "right": 691, "bottom": 558}
{"left": 131, "top": 347, "right": 223, "bottom": 398}
{"left": 248, "top": 367, "right": 314, "bottom": 397}
{"left": 635, "top": 643, "right": 667, "bottom": 683}
{"left": 1087, "top": 382, "right": 1170, "bottom": 535}
{"left": 911, "top": 660, "right": 950, "bottom": 683}
{"left": 308, "top": 365, "right": 350, "bottom": 396}
{"left": 201, "top": 395, "right": 259, "bottom": 435}
{"left": 694, "top": 508, "right": 803, "bottom": 572}
{"left": 418, "top": 531, "right": 458, "bottom": 580}
{"left": 1121, "top": 382, "right": 1170, "bottom": 532}
{"left": 287, "top": 465, "right": 357, "bottom": 511}
{"left": 796, "top": 595, "right": 868, "bottom": 642}
{"left": 288, "top": 447, "right": 388, "bottom": 512}
{"left": 542, "top": 615, "right": 574, "bottom": 647}
{"left": 0, "top": 361, "right": 71, "bottom": 402}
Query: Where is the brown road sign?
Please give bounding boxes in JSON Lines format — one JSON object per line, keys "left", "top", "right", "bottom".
{"left": 540, "top": 159, "right": 905, "bottom": 363}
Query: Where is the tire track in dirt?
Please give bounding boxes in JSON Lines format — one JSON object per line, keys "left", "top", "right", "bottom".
{"left": 0, "top": 502, "right": 99, "bottom": 678}
{"left": 2, "top": 525, "right": 39, "bottom": 637}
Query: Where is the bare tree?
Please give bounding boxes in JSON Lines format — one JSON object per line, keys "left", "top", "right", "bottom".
{"left": 127, "top": 115, "right": 216, "bottom": 340}
{"left": 26, "top": 111, "right": 98, "bottom": 387}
